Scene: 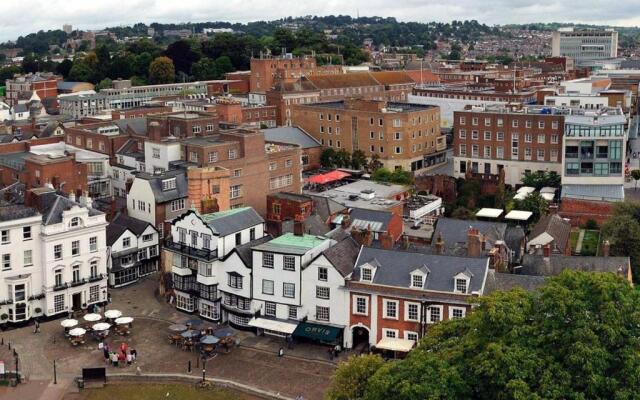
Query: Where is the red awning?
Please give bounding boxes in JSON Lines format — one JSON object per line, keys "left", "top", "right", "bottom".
{"left": 308, "top": 170, "right": 351, "bottom": 185}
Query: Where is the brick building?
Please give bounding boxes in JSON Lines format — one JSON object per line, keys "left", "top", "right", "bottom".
{"left": 292, "top": 98, "right": 446, "bottom": 173}
{"left": 5, "top": 73, "right": 59, "bottom": 107}
{"left": 249, "top": 55, "right": 342, "bottom": 93}
{"left": 111, "top": 105, "right": 173, "bottom": 120}
{"left": 215, "top": 98, "right": 277, "bottom": 128}
{"left": 452, "top": 105, "right": 565, "bottom": 185}
{"left": 413, "top": 85, "right": 538, "bottom": 104}
{"left": 347, "top": 247, "right": 489, "bottom": 349}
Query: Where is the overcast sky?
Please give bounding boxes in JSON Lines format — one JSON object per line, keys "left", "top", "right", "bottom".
{"left": 2, "top": 0, "right": 640, "bottom": 42}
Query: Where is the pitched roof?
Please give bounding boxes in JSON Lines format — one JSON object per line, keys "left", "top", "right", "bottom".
{"left": 116, "top": 139, "right": 145, "bottom": 160}
{"left": 106, "top": 223, "right": 130, "bottom": 246}
{"left": 505, "top": 226, "right": 525, "bottom": 259}
{"left": 135, "top": 170, "right": 187, "bottom": 203}
{"left": 349, "top": 207, "right": 393, "bottom": 232}
{"left": 41, "top": 194, "right": 103, "bottom": 226}
{"left": 323, "top": 236, "right": 360, "bottom": 277}
{"left": 112, "top": 213, "right": 154, "bottom": 236}
{"left": 113, "top": 118, "right": 148, "bottom": 136}
{"left": 403, "top": 69, "right": 440, "bottom": 84}
{"left": 354, "top": 247, "right": 489, "bottom": 293}
{"left": 529, "top": 214, "right": 571, "bottom": 251}
{"left": 271, "top": 77, "right": 319, "bottom": 92}
{"left": 520, "top": 254, "right": 631, "bottom": 277}
{"left": 370, "top": 71, "right": 415, "bottom": 85}
{"left": 432, "top": 218, "right": 508, "bottom": 256}
{"left": 262, "top": 127, "right": 321, "bottom": 149}
{"left": 310, "top": 195, "right": 346, "bottom": 222}
{"left": 231, "top": 235, "right": 272, "bottom": 267}
{"left": 484, "top": 270, "right": 546, "bottom": 295}
{"left": 201, "top": 207, "right": 264, "bottom": 237}
{"left": 307, "top": 73, "right": 381, "bottom": 89}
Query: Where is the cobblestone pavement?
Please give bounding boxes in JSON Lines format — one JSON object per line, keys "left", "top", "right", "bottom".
{"left": 0, "top": 274, "right": 337, "bottom": 400}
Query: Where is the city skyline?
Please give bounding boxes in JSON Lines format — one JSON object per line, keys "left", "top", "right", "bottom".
{"left": 1, "top": 0, "right": 640, "bottom": 42}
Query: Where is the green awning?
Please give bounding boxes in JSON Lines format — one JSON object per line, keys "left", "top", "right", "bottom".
{"left": 293, "top": 322, "right": 343, "bottom": 343}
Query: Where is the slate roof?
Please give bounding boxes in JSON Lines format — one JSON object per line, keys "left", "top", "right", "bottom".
{"left": 41, "top": 194, "right": 103, "bottom": 225}
{"left": 484, "top": 269, "right": 546, "bottom": 295}
{"left": 116, "top": 139, "right": 145, "bottom": 161}
{"left": 520, "top": 254, "right": 631, "bottom": 277}
{"left": 262, "top": 127, "right": 321, "bottom": 149}
{"left": 135, "top": 170, "right": 187, "bottom": 203}
{"left": 0, "top": 204, "right": 39, "bottom": 222}
{"left": 323, "top": 236, "right": 360, "bottom": 277}
{"left": 112, "top": 213, "right": 153, "bottom": 236}
{"left": 349, "top": 207, "right": 393, "bottom": 232}
{"left": 310, "top": 195, "right": 346, "bottom": 222}
{"left": 201, "top": 207, "right": 264, "bottom": 237}
{"left": 505, "top": 226, "right": 525, "bottom": 260}
{"left": 231, "top": 235, "right": 272, "bottom": 267}
{"left": 106, "top": 223, "right": 130, "bottom": 246}
{"left": 113, "top": 118, "right": 148, "bottom": 136}
{"left": 354, "top": 247, "right": 489, "bottom": 293}
{"left": 432, "top": 218, "right": 508, "bottom": 256}
{"left": 529, "top": 214, "right": 571, "bottom": 251}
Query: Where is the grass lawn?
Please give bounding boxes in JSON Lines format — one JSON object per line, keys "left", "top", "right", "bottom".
{"left": 570, "top": 231, "right": 579, "bottom": 252}
{"left": 70, "top": 383, "right": 260, "bottom": 400}
{"left": 581, "top": 230, "right": 600, "bottom": 256}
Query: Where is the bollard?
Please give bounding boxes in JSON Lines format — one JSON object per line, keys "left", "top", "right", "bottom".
{"left": 187, "top": 360, "right": 191, "bottom": 373}
{"left": 196, "top": 356, "right": 199, "bottom": 368}
{"left": 53, "top": 360, "right": 57, "bottom": 384}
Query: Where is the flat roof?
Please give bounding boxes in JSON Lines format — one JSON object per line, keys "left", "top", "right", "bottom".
{"left": 475, "top": 208, "right": 504, "bottom": 218}
{"left": 252, "top": 233, "right": 328, "bottom": 254}
{"left": 505, "top": 210, "right": 533, "bottom": 221}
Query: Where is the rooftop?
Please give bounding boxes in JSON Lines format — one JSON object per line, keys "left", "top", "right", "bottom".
{"left": 308, "top": 100, "right": 435, "bottom": 113}
{"left": 253, "top": 232, "right": 328, "bottom": 254}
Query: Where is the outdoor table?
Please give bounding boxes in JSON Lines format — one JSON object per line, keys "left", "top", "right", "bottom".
{"left": 181, "top": 330, "right": 200, "bottom": 339}
{"left": 185, "top": 318, "right": 204, "bottom": 327}
{"left": 105, "top": 310, "right": 122, "bottom": 319}
{"left": 69, "top": 327, "right": 87, "bottom": 336}
{"left": 168, "top": 324, "right": 188, "bottom": 332}
{"left": 200, "top": 335, "right": 220, "bottom": 345}
{"left": 115, "top": 316, "right": 133, "bottom": 325}
{"left": 92, "top": 322, "right": 111, "bottom": 331}
{"left": 213, "top": 327, "right": 235, "bottom": 338}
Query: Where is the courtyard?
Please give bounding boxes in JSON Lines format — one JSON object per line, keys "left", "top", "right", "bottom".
{"left": 0, "top": 275, "right": 336, "bottom": 400}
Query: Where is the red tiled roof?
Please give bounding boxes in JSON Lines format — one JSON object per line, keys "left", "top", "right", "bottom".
{"left": 404, "top": 69, "right": 440, "bottom": 84}
{"left": 307, "top": 73, "right": 380, "bottom": 89}
{"left": 370, "top": 71, "right": 415, "bottom": 85}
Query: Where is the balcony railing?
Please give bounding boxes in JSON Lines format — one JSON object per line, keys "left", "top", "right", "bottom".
{"left": 53, "top": 283, "right": 68, "bottom": 291}
{"left": 89, "top": 273, "right": 104, "bottom": 283}
{"left": 70, "top": 278, "right": 87, "bottom": 287}
{"left": 165, "top": 239, "right": 218, "bottom": 261}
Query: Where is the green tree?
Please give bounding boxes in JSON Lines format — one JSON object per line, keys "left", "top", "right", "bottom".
{"left": 164, "top": 39, "right": 200, "bottom": 74}
{"left": 148, "top": 56, "right": 175, "bottom": 84}
{"left": 351, "top": 150, "right": 367, "bottom": 170}
{"left": 95, "top": 78, "right": 113, "bottom": 92}
{"left": 631, "top": 169, "right": 640, "bottom": 191}
{"left": 330, "top": 271, "right": 640, "bottom": 400}
{"left": 68, "top": 62, "right": 95, "bottom": 83}
{"left": 326, "top": 354, "right": 385, "bottom": 400}
{"left": 320, "top": 148, "right": 337, "bottom": 168}
{"left": 602, "top": 210, "right": 640, "bottom": 280}
{"left": 371, "top": 168, "right": 392, "bottom": 183}
{"left": 56, "top": 59, "right": 73, "bottom": 78}
{"left": 214, "top": 56, "right": 235, "bottom": 75}
{"left": 191, "top": 57, "right": 219, "bottom": 81}
{"left": 513, "top": 191, "right": 549, "bottom": 223}
{"left": 334, "top": 149, "right": 351, "bottom": 168}
{"left": 368, "top": 154, "right": 383, "bottom": 172}
{"left": 389, "top": 168, "right": 413, "bottom": 185}
{"left": 133, "top": 52, "right": 153, "bottom": 78}
{"left": 521, "top": 171, "right": 561, "bottom": 190}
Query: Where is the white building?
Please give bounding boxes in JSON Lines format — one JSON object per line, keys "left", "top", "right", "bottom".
{"left": 106, "top": 214, "right": 160, "bottom": 287}
{"left": 300, "top": 235, "right": 359, "bottom": 347}
{"left": 551, "top": 28, "right": 618, "bottom": 65}
{"left": 249, "top": 232, "right": 334, "bottom": 337}
{"left": 166, "top": 207, "right": 265, "bottom": 322}
{"left": 144, "top": 135, "right": 181, "bottom": 174}
{"left": 112, "top": 140, "right": 147, "bottom": 198}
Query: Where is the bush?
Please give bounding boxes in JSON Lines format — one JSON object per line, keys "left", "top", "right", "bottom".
{"left": 584, "top": 219, "right": 598, "bottom": 230}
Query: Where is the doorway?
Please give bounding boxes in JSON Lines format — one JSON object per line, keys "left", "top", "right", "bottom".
{"left": 351, "top": 326, "right": 370, "bottom": 353}
{"left": 72, "top": 293, "right": 82, "bottom": 311}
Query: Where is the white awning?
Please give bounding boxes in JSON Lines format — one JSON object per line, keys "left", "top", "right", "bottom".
{"left": 517, "top": 186, "right": 536, "bottom": 194}
{"left": 475, "top": 208, "right": 503, "bottom": 218}
{"left": 540, "top": 187, "right": 557, "bottom": 194}
{"left": 248, "top": 318, "right": 298, "bottom": 335}
{"left": 504, "top": 210, "right": 533, "bottom": 221}
{"left": 376, "top": 337, "right": 415, "bottom": 352}
{"left": 541, "top": 192, "right": 555, "bottom": 201}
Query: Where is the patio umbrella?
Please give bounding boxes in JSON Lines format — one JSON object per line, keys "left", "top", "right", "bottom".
{"left": 83, "top": 313, "right": 102, "bottom": 322}
{"left": 168, "top": 324, "right": 188, "bottom": 332}
{"left": 181, "top": 330, "right": 200, "bottom": 338}
{"left": 69, "top": 327, "right": 86, "bottom": 336}
{"left": 213, "top": 327, "right": 235, "bottom": 338}
{"left": 61, "top": 319, "right": 78, "bottom": 328}
{"left": 199, "top": 335, "right": 220, "bottom": 345}
{"left": 115, "top": 317, "right": 134, "bottom": 325}
{"left": 92, "top": 322, "right": 111, "bottom": 331}
{"left": 184, "top": 318, "right": 203, "bottom": 327}
{"left": 104, "top": 310, "right": 122, "bottom": 319}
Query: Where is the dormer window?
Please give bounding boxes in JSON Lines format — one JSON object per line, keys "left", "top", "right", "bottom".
{"left": 70, "top": 217, "right": 81, "bottom": 227}
{"left": 162, "top": 178, "right": 176, "bottom": 191}
{"left": 455, "top": 278, "right": 468, "bottom": 293}
{"left": 361, "top": 268, "right": 372, "bottom": 282}
{"left": 411, "top": 274, "right": 423, "bottom": 288}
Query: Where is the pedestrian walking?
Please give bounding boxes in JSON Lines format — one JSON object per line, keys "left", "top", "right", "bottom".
{"left": 126, "top": 352, "right": 132, "bottom": 366}
{"left": 130, "top": 348, "right": 137, "bottom": 362}
{"left": 33, "top": 319, "right": 40, "bottom": 334}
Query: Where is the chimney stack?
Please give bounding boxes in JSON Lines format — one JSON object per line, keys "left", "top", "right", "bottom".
{"left": 467, "top": 227, "right": 482, "bottom": 257}
{"left": 543, "top": 244, "right": 551, "bottom": 258}
{"left": 293, "top": 221, "right": 305, "bottom": 236}
{"left": 434, "top": 232, "right": 445, "bottom": 255}
{"left": 603, "top": 240, "right": 610, "bottom": 257}
{"left": 340, "top": 210, "right": 351, "bottom": 229}
{"left": 69, "top": 191, "right": 76, "bottom": 202}
{"left": 379, "top": 232, "right": 394, "bottom": 249}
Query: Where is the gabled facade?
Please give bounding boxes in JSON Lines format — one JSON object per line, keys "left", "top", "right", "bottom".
{"left": 165, "top": 207, "right": 265, "bottom": 322}
{"left": 106, "top": 214, "right": 159, "bottom": 287}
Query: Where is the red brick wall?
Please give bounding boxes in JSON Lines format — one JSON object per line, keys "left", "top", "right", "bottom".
{"left": 266, "top": 195, "right": 313, "bottom": 222}
{"left": 387, "top": 213, "right": 404, "bottom": 241}
{"left": 559, "top": 198, "right": 615, "bottom": 227}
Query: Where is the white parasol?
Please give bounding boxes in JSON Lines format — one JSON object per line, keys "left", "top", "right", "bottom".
{"left": 61, "top": 319, "right": 78, "bottom": 328}
{"left": 92, "top": 322, "right": 111, "bottom": 331}
{"left": 83, "top": 313, "right": 102, "bottom": 322}
{"left": 104, "top": 310, "right": 122, "bottom": 319}
{"left": 115, "top": 316, "right": 133, "bottom": 325}
{"left": 69, "top": 327, "right": 86, "bottom": 336}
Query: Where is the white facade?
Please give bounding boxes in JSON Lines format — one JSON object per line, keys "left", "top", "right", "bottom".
{"left": 127, "top": 178, "right": 156, "bottom": 227}
{"left": 113, "top": 152, "right": 145, "bottom": 198}
{"left": 551, "top": 28, "right": 618, "bottom": 64}
{"left": 544, "top": 95, "right": 608, "bottom": 110}
{"left": 107, "top": 222, "right": 159, "bottom": 287}
{"left": 301, "top": 254, "right": 351, "bottom": 347}
{"left": 0, "top": 210, "right": 44, "bottom": 324}
{"left": 453, "top": 155, "right": 562, "bottom": 186}
{"left": 144, "top": 140, "right": 181, "bottom": 173}
{"left": 42, "top": 201, "right": 109, "bottom": 317}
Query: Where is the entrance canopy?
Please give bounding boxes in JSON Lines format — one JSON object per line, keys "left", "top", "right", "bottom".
{"left": 376, "top": 337, "right": 415, "bottom": 352}
{"left": 293, "top": 322, "right": 343, "bottom": 343}
{"left": 308, "top": 170, "right": 350, "bottom": 185}
{"left": 248, "top": 317, "right": 297, "bottom": 335}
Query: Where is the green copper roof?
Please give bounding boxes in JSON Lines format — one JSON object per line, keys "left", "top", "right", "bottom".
{"left": 253, "top": 233, "right": 329, "bottom": 254}
{"left": 202, "top": 207, "right": 252, "bottom": 222}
